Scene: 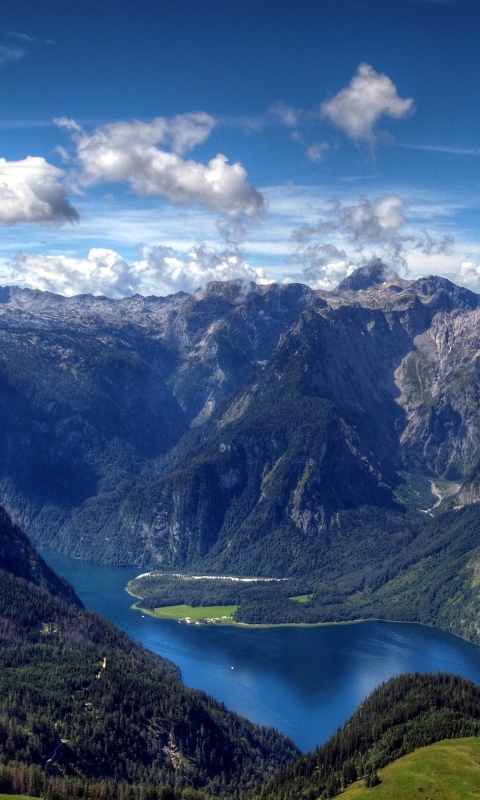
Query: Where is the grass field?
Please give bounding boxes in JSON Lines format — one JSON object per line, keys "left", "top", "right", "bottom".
{"left": 0, "top": 795, "right": 37, "bottom": 799}
{"left": 290, "top": 594, "right": 313, "bottom": 603}
{"left": 147, "top": 604, "right": 239, "bottom": 622}
{"left": 343, "top": 738, "right": 480, "bottom": 799}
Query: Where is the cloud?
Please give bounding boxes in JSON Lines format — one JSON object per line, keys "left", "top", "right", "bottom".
{"left": 414, "top": 230, "right": 454, "bottom": 255}
{"left": 269, "top": 102, "right": 299, "bottom": 127}
{"left": 0, "top": 45, "right": 25, "bottom": 65}
{"left": 5, "top": 31, "right": 35, "bottom": 42}
{"left": 5, "top": 31, "right": 54, "bottom": 44}
{"left": 136, "top": 243, "right": 271, "bottom": 294}
{"left": 400, "top": 143, "right": 480, "bottom": 156}
{"left": 287, "top": 193, "right": 458, "bottom": 288}
{"left": 10, "top": 242, "right": 273, "bottom": 299}
{"left": 333, "top": 195, "right": 407, "bottom": 246}
{"left": 0, "top": 156, "right": 78, "bottom": 224}
{"left": 454, "top": 261, "right": 480, "bottom": 289}
{"left": 12, "top": 249, "right": 133, "bottom": 297}
{"left": 288, "top": 242, "right": 350, "bottom": 289}
{"left": 321, "top": 64, "right": 414, "bottom": 143}
{"left": 306, "top": 142, "right": 330, "bottom": 163}
{"left": 59, "top": 115, "right": 265, "bottom": 218}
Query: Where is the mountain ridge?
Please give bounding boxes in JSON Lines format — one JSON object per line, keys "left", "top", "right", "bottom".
{"left": 1, "top": 265, "right": 480, "bottom": 592}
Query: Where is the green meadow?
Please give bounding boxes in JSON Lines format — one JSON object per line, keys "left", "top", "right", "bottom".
{"left": 0, "top": 796, "right": 37, "bottom": 800}
{"left": 146, "top": 604, "right": 239, "bottom": 622}
{"left": 290, "top": 594, "right": 313, "bottom": 603}
{"left": 343, "top": 738, "right": 480, "bottom": 799}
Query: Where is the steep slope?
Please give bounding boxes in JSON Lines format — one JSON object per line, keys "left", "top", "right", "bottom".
{"left": 0, "top": 506, "right": 299, "bottom": 797}
{"left": 0, "top": 281, "right": 322, "bottom": 557}
{"left": 0, "top": 504, "right": 79, "bottom": 605}
{"left": 91, "top": 300, "right": 414, "bottom": 571}
{"left": 2, "top": 267, "right": 480, "bottom": 572}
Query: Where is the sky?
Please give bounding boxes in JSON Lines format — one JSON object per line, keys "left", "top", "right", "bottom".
{"left": 0, "top": 0, "right": 480, "bottom": 298}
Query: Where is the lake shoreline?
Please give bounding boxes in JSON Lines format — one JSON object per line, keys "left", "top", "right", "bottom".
{"left": 128, "top": 591, "right": 469, "bottom": 638}
{"left": 126, "top": 573, "right": 476, "bottom": 644}
{"left": 40, "top": 548, "right": 480, "bottom": 753}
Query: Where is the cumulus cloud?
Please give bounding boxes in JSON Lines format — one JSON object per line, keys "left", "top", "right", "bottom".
{"left": 10, "top": 241, "right": 273, "bottom": 299}
{"left": 333, "top": 195, "right": 407, "bottom": 249}
{"left": 288, "top": 242, "right": 350, "bottom": 289}
{"left": 13, "top": 249, "right": 133, "bottom": 297}
{"left": 136, "top": 243, "right": 270, "bottom": 294}
{"left": 321, "top": 64, "right": 414, "bottom": 143}
{"left": 58, "top": 115, "right": 265, "bottom": 218}
{"left": 453, "top": 261, "right": 480, "bottom": 290}
{"left": 0, "top": 156, "right": 78, "bottom": 224}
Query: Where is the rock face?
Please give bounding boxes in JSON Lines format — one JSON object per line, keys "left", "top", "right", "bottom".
{"left": 0, "top": 504, "right": 80, "bottom": 604}
{"left": 1, "top": 265, "right": 480, "bottom": 570}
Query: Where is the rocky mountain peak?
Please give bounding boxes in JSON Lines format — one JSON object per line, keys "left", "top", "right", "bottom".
{"left": 337, "top": 258, "right": 395, "bottom": 292}
{"left": 409, "top": 275, "right": 478, "bottom": 310}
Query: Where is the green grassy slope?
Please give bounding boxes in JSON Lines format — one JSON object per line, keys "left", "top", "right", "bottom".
{"left": 343, "top": 738, "right": 480, "bottom": 800}
{"left": 254, "top": 673, "right": 480, "bottom": 800}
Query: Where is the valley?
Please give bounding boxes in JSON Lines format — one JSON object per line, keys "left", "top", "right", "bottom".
{"left": 39, "top": 548, "right": 480, "bottom": 753}
{"left": 3, "top": 264, "right": 480, "bottom": 642}
{"left": 3, "top": 265, "right": 480, "bottom": 798}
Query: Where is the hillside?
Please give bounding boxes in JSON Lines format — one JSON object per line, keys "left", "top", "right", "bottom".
{"left": 253, "top": 672, "right": 480, "bottom": 800}
{"left": 0, "top": 506, "right": 299, "bottom": 798}
{"left": 342, "top": 738, "right": 480, "bottom": 800}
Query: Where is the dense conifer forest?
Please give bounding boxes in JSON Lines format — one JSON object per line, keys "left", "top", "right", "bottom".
{"left": 0, "top": 507, "right": 299, "bottom": 799}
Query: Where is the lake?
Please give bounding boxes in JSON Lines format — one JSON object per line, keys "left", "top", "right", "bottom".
{"left": 42, "top": 549, "right": 480, "bottom": 753}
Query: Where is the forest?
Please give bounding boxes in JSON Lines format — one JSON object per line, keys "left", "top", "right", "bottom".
{"left": 0, "top": 563, "right": 298, "bottom": 799}
{"left": 128, "top": 502, "right": 480, "bottom": 646}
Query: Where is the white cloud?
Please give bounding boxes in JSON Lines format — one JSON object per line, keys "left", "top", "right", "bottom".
{"left": 12, "top": 249, "right": 133, "bottom": 297}
{"left": 400, "top": 143, "right": 480, "bottom": 156}
{"left": 336, "top": 194, "right": 407, "bottom": 244}
{"left": 136, "top": 243, "right": 271, "bottom": 294}
{"left": 451, "top": 260, "right": 480, "bottom": 290}
{"left": 306, "top": 141, "right": 330, "bottom": 163}
{"left": 288, "top": 242, "right": 352, "bottom": 290}
{"left": 287, "top": 194, "right": 458, "bottom": 285}
{"left": 0, "top": 156, "right": 78, "bottom": 224}
{"left": 321, "top": 63, "right": 414, "bottom": 143}
{"left": 60, "top": 115, "right": 265, "bottom": 218}
{"left": 0, "top": 45, "right": 25, "bottom": 65}
{"left": 269, "top": 101, "right": 299, "bottom": 127}
{"left": 10, "top": 242, "right": 273, "bottom": 299}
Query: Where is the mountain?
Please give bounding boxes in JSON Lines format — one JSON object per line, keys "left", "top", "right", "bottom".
{"left": 0, "top": 504, "right": 299, "bottom": 798}
{"left": 2, "top": 266, "right": 480, "bottom": 618}
{"left": 0, "top": 504, "right": 79, "bottom": 604}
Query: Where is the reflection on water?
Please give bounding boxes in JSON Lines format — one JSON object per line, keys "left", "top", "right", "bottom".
{"left": 42, "top": 549, "right": 480, "bottom": 752}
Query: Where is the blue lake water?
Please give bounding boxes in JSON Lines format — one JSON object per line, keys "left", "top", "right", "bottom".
{"left": 42, "top": 549, "right": 480, "bottom": 753}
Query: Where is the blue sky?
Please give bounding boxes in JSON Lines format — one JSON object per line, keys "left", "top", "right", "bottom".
{"left": 0, "top": 0, "right": 479, "bottom": 297}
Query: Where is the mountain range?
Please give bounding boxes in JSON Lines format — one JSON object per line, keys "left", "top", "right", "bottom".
{"left": 2, "top": 261, "right": 480, "bottom": 634}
